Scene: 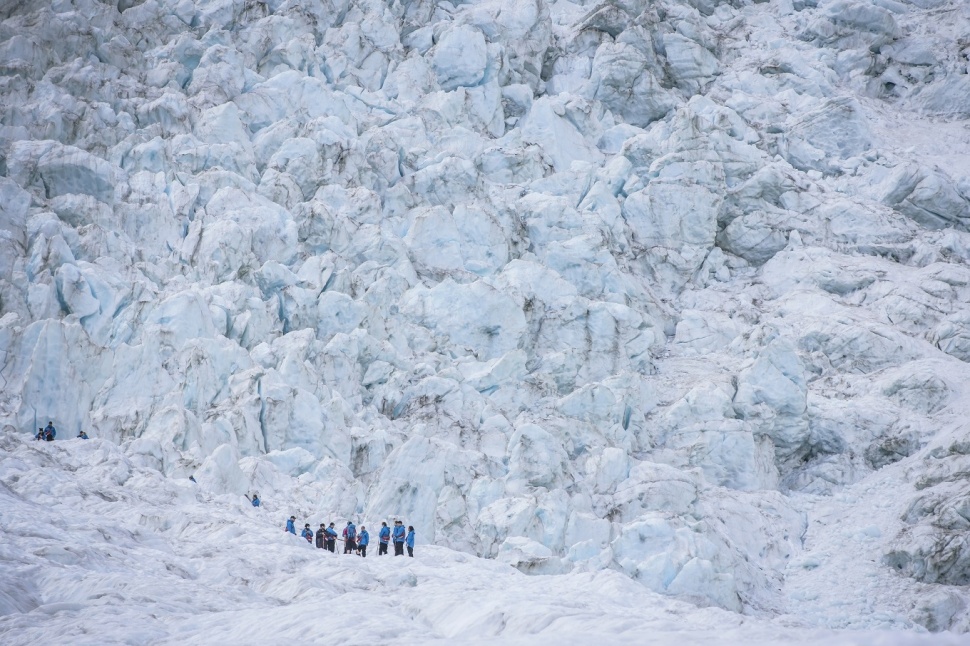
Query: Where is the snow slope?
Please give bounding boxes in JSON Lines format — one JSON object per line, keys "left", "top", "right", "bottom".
{"left": 2, "top": 0, "right": 970, "bottom": 639}
{"left": 0, "top": 431, "right": 966, "bottom": 645}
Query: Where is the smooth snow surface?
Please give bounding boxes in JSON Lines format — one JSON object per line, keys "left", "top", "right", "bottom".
{"left": 2, "top": 0, "right": 970, "bottom": 641}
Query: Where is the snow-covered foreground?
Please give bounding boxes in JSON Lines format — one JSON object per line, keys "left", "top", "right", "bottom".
{"left": 0, "top": 432, "right": 964, "bottom": 645}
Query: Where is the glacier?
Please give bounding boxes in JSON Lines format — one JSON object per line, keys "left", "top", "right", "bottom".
{"left": 1, "top": 0, "right": 970, "bottom": 641}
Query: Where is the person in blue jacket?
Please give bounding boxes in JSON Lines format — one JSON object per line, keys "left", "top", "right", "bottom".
{"left": 406, "top": 526, "right": 415, "bottom": 557}
{"left": 251, "top": 493, "right": 260, "bottom": 507}
{"left": 358, "top": 526, "right": 369, "bottom": 557}
{"left": 378, "top": 522, "right": 390, "bottom": 556}
{"left": 392, "top": 520, "right": 406, "bottom": 556}
{"left": 77, "top": 431, "right": 89, "bottom": 439}
{"left": 44, "top": 422, "right": 56, "bottom": 441}
{"left": 325, "top": 522, "right": 338, "bottom": 552}
{"left": 301, "top": 524, "right": 314, "bottom": 543}
{"left": 285, "top": 516, "right": 296, "bottom": 534}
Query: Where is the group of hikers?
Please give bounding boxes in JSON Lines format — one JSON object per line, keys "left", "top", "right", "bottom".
{"left": 251, "top": 492, "right": 416, "bottom": 557}
{"left": 33, "top": 422, "right": 56, "bottom": 441}
{"left": 285, "top": 517, "right": 416, "bottom": 557}
{"left": 32, "top": 422, "right": 88, "bottom": 441}
{"left": 34, "top": 424, "right": 417, "bottom": 558}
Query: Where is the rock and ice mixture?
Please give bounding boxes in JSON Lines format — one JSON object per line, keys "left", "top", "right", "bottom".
{"left": 2, "top": 0, "right": 970, "bottom": 638}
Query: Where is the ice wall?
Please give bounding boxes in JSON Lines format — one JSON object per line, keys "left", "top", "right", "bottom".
{"left": 1, "top": 0, "right": 970, "bottom": 626}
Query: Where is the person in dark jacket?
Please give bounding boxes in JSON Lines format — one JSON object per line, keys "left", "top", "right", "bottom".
{"left": 301, "top": 524, "right": 314, "bottom": 543}
{"left": 358, "top": 526, "right": 369, "bottom": 557}
{"left": 77, "top": 431, "right": 89, "bottom": 439}
{"left": 343, "top": 521, "right": 357, "bottom": 554}
{"left": 406, "top": 526, "right": 415, "bottom": 557}
{"left": 285, "top": 516, "right": 296, "bottom": 534}
{"left": 325, "top": 522, "right": 338, "bottom": 552}
{"left": 315, "top": 524, "right": 326, "bottom": 549}
{"left": 35, "top": 428, "right": 44, "bottom": 440}
{"left": 378, "top": 522, "right": 390, "bottom": 556}
{"left": 392, "top": 520, "right": 406, "bottom": 556}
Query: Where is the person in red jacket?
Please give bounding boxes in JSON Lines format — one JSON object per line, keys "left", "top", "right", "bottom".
{"left": 343, "top": 521, "right": 357, "bottom": 554}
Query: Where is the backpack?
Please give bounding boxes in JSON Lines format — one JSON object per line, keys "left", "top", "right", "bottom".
{"left": 347, "top": 524, "right": 357, "bottom": 540}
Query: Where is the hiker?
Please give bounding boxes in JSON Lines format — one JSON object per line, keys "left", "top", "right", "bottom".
{"left": 315, "top": 524, "right": 326, "bottom": 549}
{"left": 325, "top": 523, "right": 338, "bottom": 552}
{"left": 251, "top": 493, "right": 260, "bottom": 507}
{"left": 392, "top": 520, "right": 406, "bottom": 556}
{"left": 378, "top": 522, "right": 390, "bottom": 556}
{"left": 43, "top": 422, "right": 56, "bottom": 441}
{"left": 35, "top": 427, "right": 44, "bottom": 441}
{"left": 406, "top": 526, "right": 415, "bottom": 557}
{"left": 358, "top": 526, "right": 369, "bottom": 558}
{"left": 77, "top": 431, "right": 89, "bottom": 439}
{"left": 343, "top": 521, "right": 357, "bottom": 554}
{"left": 285, "top": 516, "right": 296, "bottom": 534}
{"left": 301, "top": 524, "right": 314, "bottom": 543}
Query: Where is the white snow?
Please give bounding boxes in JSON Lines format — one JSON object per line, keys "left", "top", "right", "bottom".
{"left": 0, "top": 432, "right": 966, "bottom": 645}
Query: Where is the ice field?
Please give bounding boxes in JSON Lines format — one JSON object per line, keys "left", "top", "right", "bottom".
{"left": 1, "top": 0, "right": 970, "bottom": 642}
